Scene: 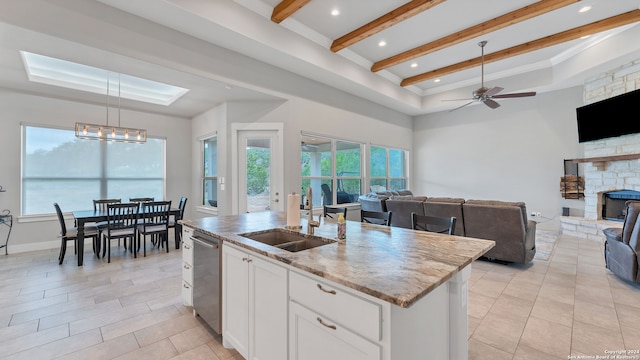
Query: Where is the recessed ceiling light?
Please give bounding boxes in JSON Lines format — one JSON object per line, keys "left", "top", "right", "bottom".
{"left": 378, "top": 40, "right": 387, "bottom": 47}
{"left": 434, "top": 79, "right": 441, "bottom": 83}
{"left": 579, "top": 5, "right": 592, "bottom": 13}
{"left": 331, "top": 9, "right": 340, "bottom": 16}
{"left": 21, "top": 51, "right": 189, "bottom": 106}
{"left": 581, "top": 34, "right": 591, "bottom": 39}
{"left": 410, "top": 63, "right": 418, "bottom": 68}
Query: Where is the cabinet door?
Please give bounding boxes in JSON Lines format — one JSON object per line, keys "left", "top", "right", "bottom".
{"left": 289, "top": 302, "right": 380, "bottom": 360}
{"left": 222, "top": 244, "right": 249, "bottom": 358}
{"left": 249, "top": 256, "right": 288, "bottom": 360}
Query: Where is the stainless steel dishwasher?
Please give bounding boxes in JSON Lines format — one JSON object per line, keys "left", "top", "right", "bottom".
{"left": 191, "top": 230, "right": 222, "bottom": 334}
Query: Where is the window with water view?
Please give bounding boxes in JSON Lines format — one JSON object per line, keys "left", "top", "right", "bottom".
{"left": 22, "top": 125, "right": 165, "bottom": 215}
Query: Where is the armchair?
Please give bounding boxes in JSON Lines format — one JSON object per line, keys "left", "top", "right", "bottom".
{"left": 604, "top": 200, "right": 640, "bottom": 283}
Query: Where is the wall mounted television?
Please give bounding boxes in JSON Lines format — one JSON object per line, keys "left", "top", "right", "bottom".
{"left": 576, "top": 87, "right": 640, "bottom": 143}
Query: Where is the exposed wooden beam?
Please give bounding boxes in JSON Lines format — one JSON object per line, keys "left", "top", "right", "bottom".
{"left": 401, "top": 9, "right": 640, "bottom": 87}
{"left": 271, "top": 0, "right": 311, "bottom": 24}
{"left": 372, "top": 0, "right": 580, "bottom": 72}
{"left": 331, "top": 0, "right": 446, "bottom": 53}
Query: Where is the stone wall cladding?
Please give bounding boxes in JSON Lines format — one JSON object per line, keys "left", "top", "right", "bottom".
{"left": 562, "top": 59, "right": 640, "bottom": 242}
{"left": 582, "top": 59, "right": 640, "bottom": 221}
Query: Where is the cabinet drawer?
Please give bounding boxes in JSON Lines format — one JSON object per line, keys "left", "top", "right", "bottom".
{"left": 289, "top": 301, "right": 381, "bottom": 360}
{"left": 182, "top": 236, "right": 194, "bottom": 264}
{"left": 182, "top": 261, "right": 194, "bottom": 285}
{"left": 182, "top": 280, "right": 193, "bottom": 306}
{"left": 289, "top": 271, "right": 381, "bottom": 342}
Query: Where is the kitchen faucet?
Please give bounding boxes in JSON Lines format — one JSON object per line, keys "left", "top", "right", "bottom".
{"left": 305, "top": 186, "right": 320, "bottom": 235}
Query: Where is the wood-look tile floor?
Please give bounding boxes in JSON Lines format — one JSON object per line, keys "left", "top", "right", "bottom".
{"left": 0, "top": 233, "right": 638, "bottom": 359}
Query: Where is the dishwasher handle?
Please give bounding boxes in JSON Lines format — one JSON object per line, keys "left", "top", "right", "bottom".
{"left": 191, "top": 236, "right": 219, "bottom": 249}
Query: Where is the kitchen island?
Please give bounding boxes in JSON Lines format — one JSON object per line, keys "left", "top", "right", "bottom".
{"left": 181, "top": 211, "right": 494, "bottom": 360}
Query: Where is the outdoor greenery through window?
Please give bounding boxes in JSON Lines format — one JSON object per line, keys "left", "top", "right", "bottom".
{"left": 203, "top": 136, "right": 218, "bottom": 207}
{"left": 370, "top": 146, "right": 407, "bottom": 192}
{"left": 301, "top": 134, "right": 362, "bottom": 207}
{"left": 22, "top": 125, "right": 165, "bottom": 215}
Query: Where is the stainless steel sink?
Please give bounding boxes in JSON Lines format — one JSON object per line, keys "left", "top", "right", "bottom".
{"left": 239, "top": 228, "right": 336, "bottom": 252}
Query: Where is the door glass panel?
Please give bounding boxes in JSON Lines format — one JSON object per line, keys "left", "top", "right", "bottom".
{"left": 246, "top": 138, "right": 271, "bottom": 213}
{"left": 204, "top": 137, "right": 218, "bottom": 207}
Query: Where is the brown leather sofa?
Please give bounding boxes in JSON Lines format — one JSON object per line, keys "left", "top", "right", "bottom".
{"left": 462, "top": 200, "right": 536, "bottom": 264}
{"left": 385, "top": 195, "right": 428, "bottom": 229}
{"left": 604, "top": 200, "right": 640, "bottom": 283}
{"left": 358, "top": 193, "right": 536, "bottom": 264}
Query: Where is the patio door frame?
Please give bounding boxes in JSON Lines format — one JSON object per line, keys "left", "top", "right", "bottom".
{"left": 231, "top": 123, "right": 284, "bottom": 215}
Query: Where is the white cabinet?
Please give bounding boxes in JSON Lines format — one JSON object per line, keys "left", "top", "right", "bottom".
{"left": 181, "top": 227, "right": 194, "bottom": 306}
{"left": 222, "top": 243, "right": 288, "bottom": 360}
{"left": 289, "top": 271, "right": 381, "bottom": 360}
{"left": 289, "top": 302, "right": 380, "bottom": 360}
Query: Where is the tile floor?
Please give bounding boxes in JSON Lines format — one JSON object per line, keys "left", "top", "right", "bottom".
{"left": 0, "top": 233, "right": 638, "bottom": 359}
{"left": 468, "top": 234, "right": 640, "bottom": 359}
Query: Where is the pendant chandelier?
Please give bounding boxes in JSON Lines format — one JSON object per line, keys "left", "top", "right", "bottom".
{"left": 75, "top": 73, "right": 147, "bottom": 143}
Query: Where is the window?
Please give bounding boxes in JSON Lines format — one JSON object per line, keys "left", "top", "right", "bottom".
{"left": 369, "top": 146, "right": 408, "bottom": 192}
{"left": 301, "top": 134, "right": 362, "bottom": 207}
{"left": 203, "top": 136, "right": 218, "bottom": 207}
{"left": 22, "top": 125, "right": 165, "bottom": 215}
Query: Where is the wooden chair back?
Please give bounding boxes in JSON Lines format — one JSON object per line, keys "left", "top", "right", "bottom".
{"left": 360, "top": 210, "right": 392, "bottom": 226}
{"left": 324, "top": 206, "right": 347, "bottom": 220}
{"left": 411, "top": 212, "right": 456, "bottom": 235}
{"left": 93, "top": 199, "right": 121, "bottom": 212}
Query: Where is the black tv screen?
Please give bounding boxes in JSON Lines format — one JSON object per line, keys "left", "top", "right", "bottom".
{"left": 576, "top": 88, "right": 640, "bottom": 143}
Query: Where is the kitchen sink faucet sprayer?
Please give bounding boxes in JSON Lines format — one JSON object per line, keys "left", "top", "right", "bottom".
{"left": 305, "top": 186, "right": 320, "bottom": 235}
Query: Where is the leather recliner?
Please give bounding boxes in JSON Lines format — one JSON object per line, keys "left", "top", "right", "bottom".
{"left": 604, "top": 200, "right": 640, "bottom": 283}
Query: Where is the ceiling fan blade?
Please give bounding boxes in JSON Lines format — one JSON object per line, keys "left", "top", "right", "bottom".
{"left": 483, "top": 87, "right": 504, "bottom": 97}
{"left": 492, "top": 91, "right": 536, "bottom": 98}
{"left": 442, "top": 98, "right": 475, "bottom": 102}
{"left": 483, "top": 99, "right": 500, "bottom": 109}
{"left": 449, "top": 100, "right": 476, "bottom": 112}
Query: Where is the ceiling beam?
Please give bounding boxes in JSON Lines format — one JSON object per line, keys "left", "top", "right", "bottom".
{"left": 330, "top": 0, "right": 447, "bottom": 53}
{"left": 372, "top": 0, "right": 580, "bottom": 72}
{"left": 401, "top": 9, "right": 640, "bottom": 87}
{"left": 271, "top": 0, "right": 311, "bottom": 24}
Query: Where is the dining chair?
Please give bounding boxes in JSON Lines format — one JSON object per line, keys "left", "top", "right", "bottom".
{"left": 93, "top": 199, "right": 122, "bottom": 242}
{"left": 360, "top": 210, "right": 392, "bottom": 226}
{"left": 54, "top": 203, "right": 99, "bottom": 265}
{"left": 323, "top": 206, "right": 347, "bottom": 220}
{"left": 137, "top": 200, "right": 172, "bottom": 257}
{"left": 168, "top": 197, "right": 188, "bottom": 247}
{"left": 103, "top": 203, "right": 139, "bottom": 263}
{"left": 411, "top": 212, "right": 457, "bottom": 235}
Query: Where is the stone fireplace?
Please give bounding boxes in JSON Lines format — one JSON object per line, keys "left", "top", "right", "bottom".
{"left": 560, "top": 58, "right": 640, "bottom": 242}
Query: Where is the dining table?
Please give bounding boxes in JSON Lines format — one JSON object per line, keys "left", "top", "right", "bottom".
{"left": 72, "top": 207, "right": 181, "bottom": 266}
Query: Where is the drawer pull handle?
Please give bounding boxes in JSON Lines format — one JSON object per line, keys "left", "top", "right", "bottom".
{"left": 183, "top": 284, "right": 190, "bottom": 289}
{"left": 183, "top": 264, "right": 191, "bottom": 269}
{"left": 317, "top": 317, "right": 337, "bottom": 330}
{"left": 184, "top": 244, "right": 191, "bottom": 250}
{"left": 317, "top": 284, "right": 336, "bottom": 295}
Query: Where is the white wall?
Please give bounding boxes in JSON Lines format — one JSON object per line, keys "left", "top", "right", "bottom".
{"left": 413, "top": 87, "right": 585, "bottom": 231}
{"left": 0, "top": 90, "right": 192, "bottom": 252}
{"left": 190, "top": 96, "right": 413, "bottom": 217}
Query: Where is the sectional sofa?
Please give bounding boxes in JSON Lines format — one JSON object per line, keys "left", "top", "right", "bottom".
{"left": 358, "top": 191, "right": 536, "bottom": 264}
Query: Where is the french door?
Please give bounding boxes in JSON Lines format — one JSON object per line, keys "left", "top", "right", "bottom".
{"left": 233, "top": 124, "right": 283, "bottom": 214}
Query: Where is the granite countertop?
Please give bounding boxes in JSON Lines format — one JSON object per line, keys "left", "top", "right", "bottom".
{"left": 181, "top": 212, "right": 494, "bottom": 308}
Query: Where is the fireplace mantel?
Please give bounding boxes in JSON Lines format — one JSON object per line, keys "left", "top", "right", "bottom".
{"left": 571, "top": 153, "right": 640, "bottom": 171}
{"left": 572, "top": 154, "right": 640, "bottom": 163}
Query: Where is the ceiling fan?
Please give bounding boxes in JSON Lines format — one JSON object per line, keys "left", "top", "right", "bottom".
{"left": 446, "top": 41, "right": 536, "bottom": 111}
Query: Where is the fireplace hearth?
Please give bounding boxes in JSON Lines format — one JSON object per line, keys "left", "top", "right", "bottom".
{"left": 602, "top": 190, "right": 640, "bottom": 221}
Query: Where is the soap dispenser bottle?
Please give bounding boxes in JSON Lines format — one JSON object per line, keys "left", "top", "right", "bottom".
{"left": 337, "top": 213, "right": 346, "bottom": 241}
